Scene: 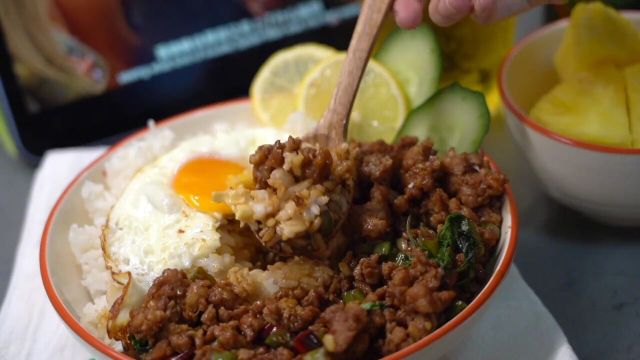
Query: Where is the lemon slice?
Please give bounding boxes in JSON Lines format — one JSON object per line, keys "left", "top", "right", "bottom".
{"left": 250, "top": 43, "right": 336, "bottom": 127}
{"left": 298, "top": 53, "right": 408, "bottom": 143}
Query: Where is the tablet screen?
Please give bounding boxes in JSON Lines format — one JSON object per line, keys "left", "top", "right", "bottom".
{"left": 0, "top": 0, "right": 358, "bottom": 159}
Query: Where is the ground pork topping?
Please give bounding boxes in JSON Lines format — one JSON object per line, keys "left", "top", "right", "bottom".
{"left": 120, "top": 137, "right": 507, "bottom": 359}
{"left": 220, "top": 137, "right": 355, "bottom": 261}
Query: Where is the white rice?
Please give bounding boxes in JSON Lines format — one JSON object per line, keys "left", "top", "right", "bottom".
{"left": 68, "top": 225, "right": 110, "bottom": 300}
{"left": 79, "top": 181, "right": 116, "bottom": 228}
{"left": 68, "top": 124, "right": 176, "bottom": 344}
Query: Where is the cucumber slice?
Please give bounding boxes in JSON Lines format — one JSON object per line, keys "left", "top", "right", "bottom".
{"left": 396, "top": 83, "right": 490, "bottom": 154}
{"left": 375, "top": 24, "right": 442, "bottom": 109}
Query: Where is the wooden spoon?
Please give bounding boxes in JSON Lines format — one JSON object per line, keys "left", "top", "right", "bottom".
{"left": 251, "top": 0, "right": 394, "bottom": 260}
{"left": 305, "top": 0, "right": 395, "bottom": 147}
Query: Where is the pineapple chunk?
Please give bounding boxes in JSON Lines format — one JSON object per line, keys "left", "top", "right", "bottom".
{"left": 530, "top": 65, "right": 631, "bottom": 147}
{"left": 554, "top": 23, "right": 579, "bottom": 81}
{"left": 555, "top": 2, "right": 640, "bottom": 81}
{"left": 624, "top": 63, "right": 640, "bottom": 148}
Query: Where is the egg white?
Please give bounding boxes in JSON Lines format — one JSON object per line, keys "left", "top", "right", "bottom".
{"left": 105, "top": 125, "right": 288, "bottom": 289}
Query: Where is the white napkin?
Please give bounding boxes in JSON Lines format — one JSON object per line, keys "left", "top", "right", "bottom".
{"left": 0, "top": 148, "right": 577, "bottom": 360}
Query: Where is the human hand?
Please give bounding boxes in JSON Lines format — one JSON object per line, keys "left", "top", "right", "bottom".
{"left": 393, "top": 0, "right": 565, "bottom": 28}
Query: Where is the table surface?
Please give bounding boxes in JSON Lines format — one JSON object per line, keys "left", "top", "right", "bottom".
{"left": 0, "top": 9, "right": 638, "bottom": 360}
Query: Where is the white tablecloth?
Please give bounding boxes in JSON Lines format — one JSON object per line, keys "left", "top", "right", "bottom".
{"left": 0, "top": 148, "right": 578, "bottom": 360}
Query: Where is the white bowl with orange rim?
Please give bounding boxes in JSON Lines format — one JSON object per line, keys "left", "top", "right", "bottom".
{"left": 499, "top": 12, "right": 640, "bottom": 226}
{"left": 40, "top": 98, "right": 518, "bottom": 359}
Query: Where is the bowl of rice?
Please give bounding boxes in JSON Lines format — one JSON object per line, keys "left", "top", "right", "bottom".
{"left": 40, "top": 98, "right": 518, "bottom": 359}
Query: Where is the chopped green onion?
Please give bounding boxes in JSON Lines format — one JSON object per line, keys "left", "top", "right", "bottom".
{"left": 210, "top": 351, "right": 237, "bottom": 360}
{"left": 128, "top": 335, "right": 149, "bottom": 353}
{"left": 361, "top": 302, "right": 386, "bottom": 311}
{"left": 265, "top": 329, "right": 291, "bottom": 348}
{"left": 373, "top": 241, "right": 392, "bottom": 257}
{"left": 449, "top": 300, "right": 468, "bottom": 319}
{"left": 342, "top": 289, "right": 365, "bottom": 303}
{"left": 302, "top": 348, "right": 328, "bottom": 360}
{"left": 319, "top": 211, "right": 334, "bottom": 237}
{"left": 421, "top": 238, "right": 439, "bottom": 256}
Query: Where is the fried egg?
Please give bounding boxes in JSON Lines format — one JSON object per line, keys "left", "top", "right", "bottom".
{"left": 104, "top": 125, "right": 286, "bottom": 289}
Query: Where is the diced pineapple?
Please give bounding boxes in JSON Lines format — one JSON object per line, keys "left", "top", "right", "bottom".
{"left": 554, "top": 23, "right": 578, "bottom": 81}
{"left": 530, "top": 65, "right": 631, "bottom": 147}
{"left": 624, "top": 63, "right": 640, "bottom": 148}
{"left": 554, "top": 2, "right": 640, "bottom": 81}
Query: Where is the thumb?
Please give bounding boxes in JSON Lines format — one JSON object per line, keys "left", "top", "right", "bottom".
{"left": 394, "top": 0, "right": 427, "bottom": 29}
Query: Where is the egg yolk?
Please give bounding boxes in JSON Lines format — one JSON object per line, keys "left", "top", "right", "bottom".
{"left": 173, "top": 157, "right": 245, "bottom": 214}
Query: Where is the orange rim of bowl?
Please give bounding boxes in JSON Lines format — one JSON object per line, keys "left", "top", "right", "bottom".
{"left": 498, "top": 10, "right": 640, "bottom": 155}
{"left": 40, "top": 97, "right": 519, "bottom": 359}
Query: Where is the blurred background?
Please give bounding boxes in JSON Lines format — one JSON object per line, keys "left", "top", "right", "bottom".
{"left": 0, "top": 0, "right": 360, "bottom": 159}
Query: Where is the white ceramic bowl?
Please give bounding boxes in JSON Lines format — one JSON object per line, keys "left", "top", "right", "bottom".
{"left": 499, "top": 12, "right": 640, "bottom": 226}
{"left": 40, "top": 99, "right": 517, "bottom": 359}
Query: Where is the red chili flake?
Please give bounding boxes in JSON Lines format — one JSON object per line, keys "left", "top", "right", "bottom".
{"left": 293, "top": 330, "right": 322, "bottom": 354}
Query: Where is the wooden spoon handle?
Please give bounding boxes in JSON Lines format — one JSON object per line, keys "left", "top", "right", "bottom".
{"left": 315, "top": 0, "right": 394, "bottom": 146}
